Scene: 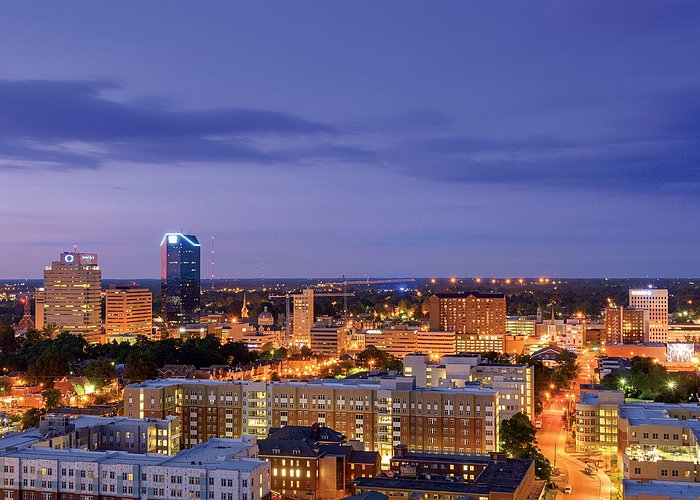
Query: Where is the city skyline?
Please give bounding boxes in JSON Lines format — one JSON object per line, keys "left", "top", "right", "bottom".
{"left": 3, "top": 1, "right": 700, "bottom": 278}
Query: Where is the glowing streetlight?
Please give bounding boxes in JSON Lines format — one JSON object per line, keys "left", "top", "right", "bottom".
{"left": 667, "top": 380, "right": 677, "bottom": 390}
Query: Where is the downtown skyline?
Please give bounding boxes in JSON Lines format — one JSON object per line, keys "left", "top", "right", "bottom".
{"left": 2, "top": 1, "right": 700, "bottom": 278}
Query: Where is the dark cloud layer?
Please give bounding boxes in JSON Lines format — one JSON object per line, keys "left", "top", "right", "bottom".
{"left": 0, "top": 79, "right": 698, "bottom": 197}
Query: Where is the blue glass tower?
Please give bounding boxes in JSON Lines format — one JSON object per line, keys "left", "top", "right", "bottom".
{"left": 160, "top": 233, "right": 201, "bottom": 324}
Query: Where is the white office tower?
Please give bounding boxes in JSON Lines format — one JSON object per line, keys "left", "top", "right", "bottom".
{"left": 629, "top": 288, "right": 668, "bottom": 343}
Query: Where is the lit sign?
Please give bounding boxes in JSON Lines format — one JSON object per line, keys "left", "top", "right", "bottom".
{"left": 168, "top": 235, "right": 178, "bottom": 244}
{"left": 61, "top": 252, "right": 98, "bottom": 265}
{"left": 667, "top": 343, "right": 694, "bottom": 363}
{"left": 630, "top": 290, "right": 653, "bottom": 296}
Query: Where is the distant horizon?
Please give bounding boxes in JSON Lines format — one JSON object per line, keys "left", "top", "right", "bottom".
{"left": 1, "top": 276, "right": 697, "bottom": 282}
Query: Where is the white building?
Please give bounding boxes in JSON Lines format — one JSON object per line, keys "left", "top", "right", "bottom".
{"left": 0, "top": 438, "right": 269, "bottom": 500}
{"left": 404, "top": 353, "right": 535, "bottom": 422}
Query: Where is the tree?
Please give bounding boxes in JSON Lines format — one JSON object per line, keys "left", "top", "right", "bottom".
{"left": 124, "top": 351, "right": 158, "bottom": 383}
{"left": 21, "top": 408, "right": 43, "bottom": 430}
{"left": 300, "top": 346, "right": 313, "bottom": 358}
{"left": 553, "top": 350, "right": 579, "bottom": 389}
{"left": 0, "top": 324, "right": 17, "bottom": 353}
{"left": 27, "top": 351, "right": 69, "bottom": 385}
{"left": 84, "top": 359, "right": 115, "bottom": 388}
{"left": 42, "top": 388, "right": 62, "bottom": 410}
{"left": 500, "top": 413, "right": 536, "bottom": 457}
{"left": 500, "top": 412, "right": 552, "bottom": 481}
{"left": 481, "top": 351, "right": 510, "bottom": 364}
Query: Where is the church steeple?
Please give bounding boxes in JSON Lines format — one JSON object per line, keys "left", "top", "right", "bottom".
{"left": 241, "top": 293, "right": 249, "bottom": 319}
{"left": 18, "top": 294, "right": 35, "bottom": 331}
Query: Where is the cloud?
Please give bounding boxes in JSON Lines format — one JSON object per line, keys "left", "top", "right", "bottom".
{"left": 0, "top": 79, "right": 342, "bottom": 170}
{"left": 384, "top": 88, "right": 700, "bottom": 195}
{"left": 0, "top": 79, "right": 698, "bottom": 199}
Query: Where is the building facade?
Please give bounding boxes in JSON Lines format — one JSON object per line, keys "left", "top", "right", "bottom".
{"left": 619, "top": 403, "right": 700, "bottom": 484}
{"left": 629, "top": 289, "right": 668, "bottom": 343}
{"left": 404, "top": 354, "right": 534, "bottom": 422}
{"left": 123, "top": 378, "right": 500, "bottom": 466}
{"left": 259, "top": 424, "right": 380, "bottom": 499}
{"left": 0, "top": 438, "right": 269, "bottom": 500}
{"left": 160, "top": 233, "right": 201, "bottom": 325}
{"left": 292, "top": 289, "right": 314, "bottom": 348}
{"left": 428, "top": 293, "right": 506, "bottom": 340}
{"left": 105, "top": 284, "right": 153, "bottom": 338}
{"left": 605, "top": 307, "right": 649, "bottom": 345}
{"left": 42, "top": 252, "right": 102, "bottom": 343}
{"left": 310, "top": 326, "right": 349, "bottom": 356}
{"left": 575, "top": 390, "right": 625, "bottom": 455}
{"left": 362, "top": 328, "right": 456, "bottom": 359}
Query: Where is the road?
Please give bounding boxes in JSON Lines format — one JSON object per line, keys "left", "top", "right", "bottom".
{"left": 538, "top": 408, "right": 609, "bottom": 500}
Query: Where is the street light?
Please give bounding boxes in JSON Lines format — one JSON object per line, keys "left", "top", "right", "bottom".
{"left": 667, "top": 380, "right": 677, "bottom": 390}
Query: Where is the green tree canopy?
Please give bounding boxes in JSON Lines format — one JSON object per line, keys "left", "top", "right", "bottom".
{"left": 499, "top": 412, "right": 551, "bottom": 481}
{"left": 21, "top": 408, "right": 43, "bottom": 430}
{"left": 124, "top": 351, "right": 159, "bottom": 383}
{"left": 42, "top": 388, "right": 62, "bottom": 410}
{"left": 84, "top": 359, "right": 116, "bottom": 388}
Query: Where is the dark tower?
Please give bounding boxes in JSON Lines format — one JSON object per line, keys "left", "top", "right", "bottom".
{"left": 161, "top": 233, "right": 201, "bottom": 325}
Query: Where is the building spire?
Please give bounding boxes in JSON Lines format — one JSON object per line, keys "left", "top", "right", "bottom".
{"left": 241, "top": 293, "right": 249, "bottom": 319}
{"left": 17, "top": 294, "right": 35, "bottom": 331}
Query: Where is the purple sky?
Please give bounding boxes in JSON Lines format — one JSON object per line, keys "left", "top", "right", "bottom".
{"left": 2, "top": 1, "right": 699, "bottom": 278}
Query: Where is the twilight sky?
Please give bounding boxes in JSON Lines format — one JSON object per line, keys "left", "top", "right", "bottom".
{"left": 2, "top": 1, "right": 699, "bottom": 279}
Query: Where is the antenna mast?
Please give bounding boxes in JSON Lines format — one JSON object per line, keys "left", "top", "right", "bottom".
{"left": 210, "top": 236, "right": 215, "bottom": 291}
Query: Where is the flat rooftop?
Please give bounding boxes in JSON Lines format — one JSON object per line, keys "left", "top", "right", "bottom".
{"left": 357, "top": 458, "right": 532, "bottom": 494}
{"left": 624, "top": 479, "right": 700, "bottom": 498}
{"left": 0, "top": 438, "right": 263, "bottom": 471}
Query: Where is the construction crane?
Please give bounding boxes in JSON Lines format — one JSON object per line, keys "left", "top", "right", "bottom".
{"left": 269, "top": 290, "right": 355, "bottom": 342}
{"left": 319, "top": 276, "right": 417, "bottom": 320}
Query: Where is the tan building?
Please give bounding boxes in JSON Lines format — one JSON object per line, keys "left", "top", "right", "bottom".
{"left": 605, "top": 307, "right": 649, "bottom": 344}
{"left": 310, "top": 326, "right": 349, "bottom": 356}
{"left": 292, "top": 289, "right": 314, "bottom": 347}
{"left": 668, "top": 323, "right": 700, "bottom": 343}
{"left": 506, "top": 316, "right": 537, "bottom": 336}
{"left": 124, "top": 377, "right": 499, "bottom": 466}
{"left": 629, "top": 288, "right": 668, "bottom": 343}
{"left": 33, "top": 288, "right": 44, "bottom": 330}
{"left": 404, "top": 354, "right": 535, "bottom": 422}
{"left": 619, "top": 403, "right": 700, "bottom": 483}
{"left": 105, "top": 284, "right": 152, "bottom": 337}
{"left": 429, "top": 293, "right": 506, "bottom": 340}
{"left": 455, "top": 332, "right": 506, "bottom": 353}
{"left": 42, "top": 252, "right": 102, "bottom": 343}
{"left": 363, "top": 328, "right": 456, "bottom": 359}
{"left": 575, "top": 390, "right": 625, "bottom": 456}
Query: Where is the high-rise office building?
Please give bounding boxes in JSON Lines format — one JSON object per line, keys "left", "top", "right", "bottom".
{"left": 629, "top": 289, "right": 668, "bottom": 343}
{"left": 604, "top": 307, "right": 648, "bottom": 344}
{"left": 42, "top": 252, "right": 102, "bottom": 343}
{"left": 161, "top": 233, "right": 201, "bottom": 325}
{"left": 292, "top": 288, "right": 314, "bottom": 347}
{"left": 429, "top": 293, "right": 507, "bottom": 351}
{"left": 105, "top": 284, "right": 153, "bottom": 337}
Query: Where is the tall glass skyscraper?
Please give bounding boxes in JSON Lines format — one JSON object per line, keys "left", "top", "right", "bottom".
{"left": 160, "top": 233, "right": 201, "bottom": 325}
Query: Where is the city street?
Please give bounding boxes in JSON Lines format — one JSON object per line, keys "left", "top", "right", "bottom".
{"left": 538, "top": 408, "right": 610, "bottom": 500}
